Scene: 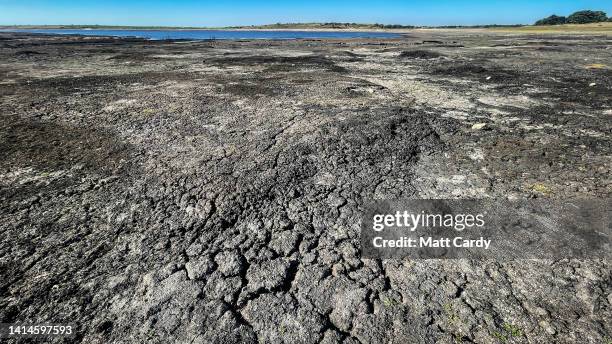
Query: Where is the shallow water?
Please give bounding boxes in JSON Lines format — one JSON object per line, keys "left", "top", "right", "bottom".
{"left": 2, "top": 29, "right": 402, "bottom": 40}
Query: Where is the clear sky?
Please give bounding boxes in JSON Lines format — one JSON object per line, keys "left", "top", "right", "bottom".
{"left": 1, "top": 0, "right": 610, "bottom": 27}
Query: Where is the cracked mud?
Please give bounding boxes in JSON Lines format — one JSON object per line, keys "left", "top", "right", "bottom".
{"left": 0, "top": 31, "right": 610, "bottom": 343}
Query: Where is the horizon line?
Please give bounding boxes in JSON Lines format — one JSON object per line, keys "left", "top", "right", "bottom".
{"left": 0, "top": 22, "right": 531, "bottom": 29}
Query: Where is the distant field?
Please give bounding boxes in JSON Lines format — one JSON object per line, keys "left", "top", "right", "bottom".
{"left": 491, "top": 22, "right": 612, "bottom": 34}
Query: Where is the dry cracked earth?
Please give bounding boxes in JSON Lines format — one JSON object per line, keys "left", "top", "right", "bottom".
{"left": 0, "top": 31, "right": 611, "bottom": 343}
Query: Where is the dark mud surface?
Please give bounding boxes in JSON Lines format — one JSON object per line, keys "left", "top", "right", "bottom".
{"left": 0, "top": 31, "right": 611, "bottom": 343}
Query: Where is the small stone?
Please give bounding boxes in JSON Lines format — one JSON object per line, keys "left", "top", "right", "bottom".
{"left": 441, "top": 281, "right": 459, "bottom": 297}
{"left": 299, "top": 238, "right": 316, "bottom": 254}
{"left": 214, "top": 250, "right": 245, "bottom": 277}
{"left": 588, "top": 82, "right": 596, "bottom": 87}
{"left": 186, "top": 241, "right": 204, "bottom": 257}
{"left": 332, "top": 263, "right": 346, "bottom": 276}
{"left": 241, "top": 293, "right": 325, "bottom": 344}
{"left": 329, "top": 288, "right": 368, "bottom": 331}
{"left": 302, "top": 252, "right": 317, "bottom": 264}
{"left": 539, "top": 320, "right": 556, "bottom": 335}
{"left": 339, "top": 241, "right": 358, "bottom": 259}
{"left": 246, "top": 258, "right": 293, "bottom": 292}
{"left": 205, "top": 275, "right": 242, "bottom": 302}
{"left": 327, "top": 194, "right": 346, "bottom": 208}
{"left": 185, "top": 255, "right": 215, "bottom": 280}
{"left": 321, "top": 330, "right": 342, "bottom": 344}
{"left": 471, "top": 123, "right": 487, "bottom": 130}
{"left": 269, "top": 230, "right": 299, "bottom": 256}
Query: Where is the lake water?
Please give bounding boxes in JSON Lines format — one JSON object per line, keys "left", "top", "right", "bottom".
{"left": 2, "top": 29, "right": 402, "bottom": 40}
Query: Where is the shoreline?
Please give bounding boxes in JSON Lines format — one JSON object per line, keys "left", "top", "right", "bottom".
{"left": 0, "top": 29, "right": 409, "bottom": 41}
{"left": 0, "top": 26, "right": 412, "bottom": 33}
{"left": 2, "top": 24, "right": 611, "bottom": 35}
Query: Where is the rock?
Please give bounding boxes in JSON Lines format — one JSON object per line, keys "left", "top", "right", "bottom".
{"left": 186, "top": 240, "right": 204, "bottom": 257}
{"left": 246, "top": 258, "right": 293, "bottom": 292}
{"left": 302, "top": 252, "right": 317, "bottom": 264}
{"left": 339, "top": 241, "right": 358, "bottom": 259}
{"left": 205, "top": 274, "right": 243, "bottom": 303}
{"left": 329, "top": 288, "right": 368, "bottom": 331}
{"left": 128, "top": 270, "right": 202, "bottom": 331}
{"left": 332, "top": 263, "right": 346, "bottom": 276}
{"left": 269, "top": 230, "right": 300, "bottom": 256}
{"left": 471, "top": 123, "right": 488, "bottom": 130}
{"left": 241, "top": 293, "right": 325, "bottom": 343}
{"left": 185, "top": 255, "right": 215, "bottom": 280}
{"left": 539, "top": 320, "right": 556, "bottom": 335}
{"left": 187, "top": 300, "right": 257, "bottom": 343}
{"left": 293, "top": 266, "right": 357, "bottom": 315}
{"left": 344, "top": 338, "right": 361, "bottom": 344}
{"left": 214, "top": 250, "right": 246, "bottom": 277}
{"left": 327, "top": 194, "right": 346, "bottom": 208}
{"left": 320, "top": 330, "right": 342, "bottom": 344}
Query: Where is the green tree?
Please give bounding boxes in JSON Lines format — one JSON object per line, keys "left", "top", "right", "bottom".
{"left": 566, "top": 10, "right": 607, "bottom": 24}
{"left": 534, "top": 14, "right": 566, "bottom": 25}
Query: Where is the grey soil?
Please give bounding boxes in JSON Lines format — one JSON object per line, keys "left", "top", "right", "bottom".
{"left": 0, "top": 31, "right": 610, "bottom": 343}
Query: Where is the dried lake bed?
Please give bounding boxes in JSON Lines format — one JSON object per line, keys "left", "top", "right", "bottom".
{"left": 0, "top": 30, "right": 610, "bottom": 343}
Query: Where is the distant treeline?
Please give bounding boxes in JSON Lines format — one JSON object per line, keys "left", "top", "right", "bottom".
{"left": 535, "top": 10, "right": 610, "bottom": 25}
{"left": 322, "top": 22, "right": 416, "bottom": 29}
{"left": 232, "top": 22, "right": 530, "bottom": 29}
{"left": 231, "top": 22, "right": 416, "bottom": 29}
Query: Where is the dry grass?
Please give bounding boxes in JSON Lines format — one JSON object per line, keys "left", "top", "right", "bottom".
{"left": 585, "top": 63, "right": 608, "bottom": 69}
{"left": 490, "top": 22, "right": 612, "bottom": 34}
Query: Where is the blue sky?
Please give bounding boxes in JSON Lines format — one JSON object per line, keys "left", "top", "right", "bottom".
{"left": 1, "top": 0, "right": 610, "bottom": 26}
